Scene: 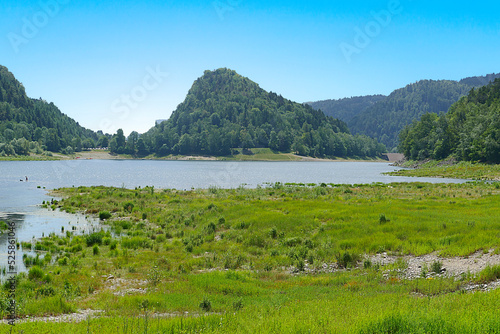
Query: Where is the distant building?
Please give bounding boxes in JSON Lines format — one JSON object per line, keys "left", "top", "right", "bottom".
{"left": 155, "top": 119, "right": 168, "bottom": 125}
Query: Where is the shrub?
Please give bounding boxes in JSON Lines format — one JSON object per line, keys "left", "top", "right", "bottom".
{"left": 283, "top": 237, "right": 302, "bottom": 247}
{"left": 28, "top": 266, "right": 44, "bottom": 281}
{"left": 336, "top": 251, "right": 360, "bottom": 269}
{"left": 123, "top": 202, "right": 134, "bottom": 213}
{"left": 295, "top": 259, "right": 305, "bottom": 271}
{"left": 431, "top": 260, "right": 442, "bottom": 274}
{"left": 23, "top": 254, "right": 42, "bottom": 267}
{"left": 199, "top": 298, "right": 212, "bottom": 312}
{"left": 205, "top": 222, "right": 216, "bottom": 235}
{"left": 93, "top": 245, "right": 100, "bottom": 255}
{"left": 99, "top": 211, "right": 112, "bottom": 220}
{"left": 147, "top": 266, "right": 162, "bottom": 286}
{"left": 121, "top": 236, "right": 152, "bottom": 249}
{"left": 37, "top": 286, "right": 55, "bottom": 297}
{"left": 86, "top": 233, "right": 103, "bottom": 247}
{"left": 379, "top": 214, "right": 390, "bottom": 224}
{"left": 233, "top": 299, "right": 243, "bottom": 311}
{"left": 476, "top": 265, "right": 500, "bottom": 283}
{"left": 58, "top": 257, "right": 69, "bottom": 266}
{"left": 304, "top": 239, "right": 314, "bottom": 249}
{"left": 235, "top": 221, "right": 250, "bottom": 229}
{"left": 70, "top": 244, "right": 83, "bottom": 253}
{"left": 268, "top": 227, "right": 278, "bottom": 239}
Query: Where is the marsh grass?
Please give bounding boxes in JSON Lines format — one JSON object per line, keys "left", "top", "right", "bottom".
{"left": 2, "top": 182, "right": 500, "bottom": 332}
{"left": 388, "top": 160, "right": 500, "bottom": 181}
{"left": 476, "top": 265, "right": 500, "bottom": 283}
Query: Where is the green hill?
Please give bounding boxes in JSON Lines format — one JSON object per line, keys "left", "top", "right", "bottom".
{"left": 306, "top": 95, "right": 386, "bottom": 123}
{"left": 137, "top": 69, "right": 385, "bottom": 158}
{"left": 347, "top": 80, "right": 474, "bottom": 150}
{"left": 399, "top": 79, "right": 500, "bottom": 163}
{"left": 308, "top": 73, "right": 500, "bottom": 151}
{"left": 0, "top": 65, "right": 99, "bottom": 156}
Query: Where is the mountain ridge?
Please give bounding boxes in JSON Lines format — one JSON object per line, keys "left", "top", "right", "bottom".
{"left": 308, "top": 72, "right": 500, "bottom": 150}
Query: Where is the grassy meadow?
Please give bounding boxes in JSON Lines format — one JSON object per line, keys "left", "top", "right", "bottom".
{"left": 388, "top": 160, "right": 500, "bottom": 181}
{"left": 2, "top": 182, "right": 500, "bottom": 333}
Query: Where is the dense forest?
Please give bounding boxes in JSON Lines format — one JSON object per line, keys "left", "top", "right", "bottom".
{"left": 309, "top": 73, "right": 500, "bottom": 151}
{"left": 306, "top": 95, "right": 386, "bottom": 123}
{"left": 0, "top": 65, "right": 100, "bottom": 156}
{"left": 110, "top": 69, "right": 386, "bottom": 158}
{"left": 399, "top": 79, "right": 500, "bottom": 163}
{"left": 348, "top": 80, "right": 473, "bottom": 150}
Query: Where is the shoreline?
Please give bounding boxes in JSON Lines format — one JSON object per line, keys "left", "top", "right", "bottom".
{"left": 1, "top": 150, "right": 391, "bottom": 163}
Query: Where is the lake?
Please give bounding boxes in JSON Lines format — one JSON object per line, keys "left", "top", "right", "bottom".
{"left": 0, "top": 160, "right": 466, "bottom": 273}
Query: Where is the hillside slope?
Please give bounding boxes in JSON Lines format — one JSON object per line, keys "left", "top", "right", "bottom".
{"left": 308, "top": 73, "right": 500, "bottom": 151}
{"left": 399, "top": 79, "right": 500, "bottom": 163}
{"left": 140, "top": 69, "right": 385, "bottom": 158}
{"left": 0, "top": 65, "right": 98, "bottom": 155}
{"left": 348, "top": 80, "right": 473, "bottom": 149}
{"left": 306, "top": 95, "right": 386, "bottom": 123}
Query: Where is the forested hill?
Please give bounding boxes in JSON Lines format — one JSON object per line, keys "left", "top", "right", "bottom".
{"left": 399, "top": 79, "right": 500, "bottom": 163}
{"left": 0, "top": 65, "right": 98, "bottom": 155}
{"left": 347, "top": 73, "right": 500, "bottom": 150}
{"left": 139, "top": 68, "right": 385, "bottom": 158}
{"left": 306, "top": 95, "right": 386, "bottom": 123}
{"left": 347, "top": 80, "right": 473, "bottom": 150}
{"left": 459, "top": 73, "right": 500, "bottom": 87}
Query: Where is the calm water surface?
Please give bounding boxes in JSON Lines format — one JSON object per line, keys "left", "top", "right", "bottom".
{"left": 0, "top": 160, "right": 466, "bottom": 273}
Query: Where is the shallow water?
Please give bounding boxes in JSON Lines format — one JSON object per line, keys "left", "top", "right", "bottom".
{"left": 0, "top": 160, "right": 467, "bottom": 273}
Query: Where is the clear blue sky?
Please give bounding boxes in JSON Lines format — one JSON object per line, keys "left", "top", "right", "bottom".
{"left": 1, "top": 0, "right": 499, "bottom": 135}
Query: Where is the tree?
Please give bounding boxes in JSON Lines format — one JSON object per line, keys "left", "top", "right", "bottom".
{"left": 136, "top": 138, "right": 148, "bottom": 156}
{"left": 45, "top": 128, "right": 60, "bottom": 152}
{"left": 71, "top": 137, "right": 82, "bottom": 152}
{"left": 97, "top": 135, "right": 109, "bottom": 148}
{"left": 115, "top": 129, "right": 126, "bottom": 152}
{"left": 108, "top": 137, "right": 118, "bottom": 154}
{"left": 82, "top": 138, "right": 95, "bottom": 150}
{"left": 125, "top": 131, "right": 139, "bottom": 155}
{"left": 269, "top": 131, "right": 278, "bottom": 151}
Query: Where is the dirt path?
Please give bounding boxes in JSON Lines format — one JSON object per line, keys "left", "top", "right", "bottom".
{"left": 73, "top": 151, "right": 126, "bottom": 160}
{"left": 368, "top": 249, "right": 500, "bottom": 279}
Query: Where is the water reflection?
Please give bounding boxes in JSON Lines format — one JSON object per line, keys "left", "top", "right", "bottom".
{"left": 0, "top": 211, "right": 100, "bottom": 276}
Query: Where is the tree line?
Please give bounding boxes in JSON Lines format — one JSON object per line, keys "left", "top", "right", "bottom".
{"left": 399, "top": 79, "right": 500, "bottom": 163}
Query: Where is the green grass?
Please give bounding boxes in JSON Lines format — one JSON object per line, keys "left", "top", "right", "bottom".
{"left": 2, "top": 182, "right": 500, "bottom": 332}
{"left": 225, "top": 148, "right": 302, "bottom": 161}
{"left": 0, "top": 154, "right": 61, "bottom": 161}
{"left": 388, "top": 160, "right": 500, "bottom": 181}
{"left": 3, "top": 276, "right": 500, "bottom": 333}
{"left": 224, "top": 148, "right": 386, "bottom": 161}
